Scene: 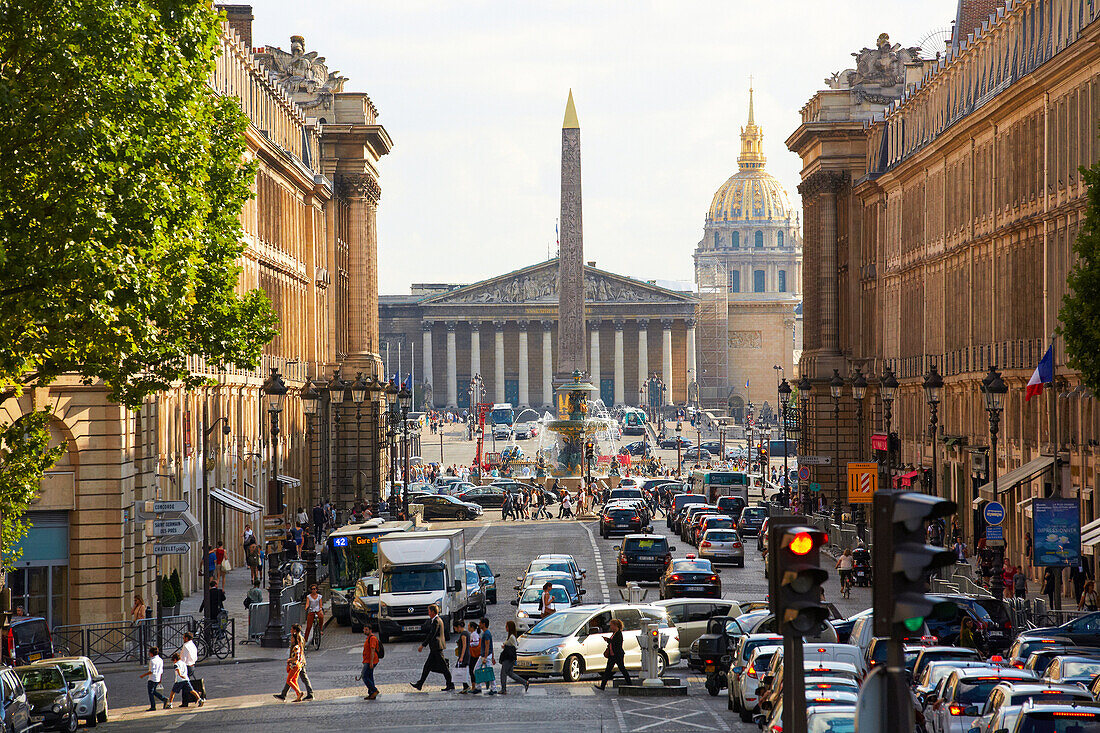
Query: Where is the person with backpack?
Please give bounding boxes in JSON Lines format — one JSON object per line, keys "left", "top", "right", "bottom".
{"left": 411, "top": 604, "right": 454, "bottom": 691}
{"left": 361, "top": 622, "right": 382, "bottom": 700}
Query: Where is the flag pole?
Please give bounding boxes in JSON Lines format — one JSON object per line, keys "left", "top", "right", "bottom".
{"left": 1048, "top": 332, "right": 1063, "bottom": 612}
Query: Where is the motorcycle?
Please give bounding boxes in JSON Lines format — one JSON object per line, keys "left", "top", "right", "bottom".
{"left": 851, "top": 548, "right": 872, "bottom": 587}
{"left": 697, "top": 616, "right": 739, "bottom": 696}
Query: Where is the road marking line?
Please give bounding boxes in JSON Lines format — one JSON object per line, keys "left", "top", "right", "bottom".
{"left": 580, "top": 521, "right": 610, "bottom": 603}
{"left": 467, "top": 521, "right": 492, "bottom": 552}
{"left": 611, "top": 695, "right": 628, "bottom": 732}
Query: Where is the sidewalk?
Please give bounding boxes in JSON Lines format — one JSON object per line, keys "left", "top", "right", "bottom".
{"left": 180, "top": 565, "right": 278, "bottom": 662}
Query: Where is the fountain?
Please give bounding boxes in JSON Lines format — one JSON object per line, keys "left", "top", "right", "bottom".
{"left": 542, "top": 370, "right": 615, "bottom": 479}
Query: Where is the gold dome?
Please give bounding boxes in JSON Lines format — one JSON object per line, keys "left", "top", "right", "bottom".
{"left": 707, "top": 87, "right": 792, "bottom": 223}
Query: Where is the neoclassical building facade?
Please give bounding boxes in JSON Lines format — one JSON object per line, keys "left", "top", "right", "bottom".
{"left": 790, "top": 2, "right": 1100, "bottom": 575}
{"left": 0, "top": 9, "right": 392, "bottom": 625}
{"left": 694, "top": 90, "right": 802, "bottom": 414}
{"left": 380, "top": 260, "right": 698, "bottom": 410}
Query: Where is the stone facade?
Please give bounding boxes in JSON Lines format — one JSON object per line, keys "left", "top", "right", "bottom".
{"left": 0, "top": 11, "right": 392, "bottom": 625}
{"left": 789, "top": 3, "right": 1100, "bottom": 570}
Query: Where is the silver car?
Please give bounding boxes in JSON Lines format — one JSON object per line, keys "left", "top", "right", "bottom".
{"left": 513, "top": 604, "right": 681, "bottom": 682}
{"left": 698, "top": 528, "right": 745, "bottom": 567}
{"left": 512, "top": 584, "right": 574, "bottom": 632}
{"left": 32, "top": 657, "right": 106, "bottom": 726}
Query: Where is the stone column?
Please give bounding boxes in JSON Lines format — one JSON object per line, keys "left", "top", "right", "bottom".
{"left": 662, "top": 319, "right": 673, "bottom": 405}
{"left": 421, "top": 322, "right": 434, "bottom": 406}
{"left": 470, "top": 322, "right": 481, "bottom": 380}
{"left": 686, "top": 318, "right": 697, "bottom": 392}
{"left": 446, "top": 321, "right": 457, "bottom": 408}
{"left": 798, "top": 170, "right": 848, "bottom": 357}
{"left": 542, "top": 321, "right": 553, "bottom": 408}
{"left": 613, "top": 320, "right": 625, "bottom": 406}
{"left": 637, "top": 319, "right": 649, "bottom": 406}
{"left": 338, "top": 175, "right": 383, "bottom": 370}
{"left": 589, "top": 323, "right": 601, "bottom": 391}
{"left": 518, "top": 321, "right": 530, "bottom": 407}
{"left": 494, "top": 321, "right": 506, "bottom": 403}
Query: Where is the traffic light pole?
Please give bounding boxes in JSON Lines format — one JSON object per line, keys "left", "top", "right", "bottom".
{"left": 781, "top": 634, "right": 806, "bottom": 733}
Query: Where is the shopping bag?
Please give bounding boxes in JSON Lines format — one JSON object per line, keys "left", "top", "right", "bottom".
{"left": 473, "top": 665, "right": 496, "bottom": 684}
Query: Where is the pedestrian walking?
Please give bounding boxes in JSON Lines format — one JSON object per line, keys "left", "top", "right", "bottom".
{"left": 452, "top": 618, "right": 472, "bottom": 692}
{"left": 476, "top": 617, "right": 497, "bottom": 694}
{"left": 360, "top": 622, "right": 382, "bottom": 700}
{"left": 281, "top": 628, "right": 305, "bottom": 702}
{"left": 139, "top": 646, "right": 169, "bottom": 711}
{"left": 1080, "top": 580, "right": 1099, "bottom": 612}
{"left": 199, "top": 579, "right": 226, "bottom": 622}
{"left": 214, "top": 541, "right": 228, "bottom": 588}
{"left": 501, "top": 492, "right": 513, "bottom": 521}
{"left": 561, "top": 493, "right": 572, "bottom": 519}
{"left": 178, "top": 632, "right": 202, "bottom": 706}
{"left": 275, "top": 624, "right": 314, "bottom": 701}
{"left": 466, "top": 621, "right": 482, "bottom": 693}
{"left": 411, "top": 604, "right": 454, "bottom": 691}
{"left": 166, "top": 652, "right": 202, "bottom": 708}
{"left": 593, "top": 619, "right": 630, "bottom": 690}
{"left": 498, "top": 621, "right": 528, "bottom": 694}
{"left": 1043, "top": 567, "right": 1059, "bottom": 609}
{"left": 244, "top": 578, "right": 264, "bottom": 609}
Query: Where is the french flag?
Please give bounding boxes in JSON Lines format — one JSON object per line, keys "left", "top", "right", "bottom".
{"left": 1025, "top": 345, "right": 1054, "bottom": 402}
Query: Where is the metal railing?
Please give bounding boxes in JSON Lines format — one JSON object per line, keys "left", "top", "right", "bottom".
{"left": 53, "top": 615, "right": 235, "bottom": 665}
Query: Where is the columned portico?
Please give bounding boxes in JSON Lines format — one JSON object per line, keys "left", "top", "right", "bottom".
{"left": 637, "top": 319, "right": 649, "bottom": 406}
{"left": 445, "top": 321, "right": 457, "bottom": 407}
{"left": 422, "top": 322, "right": 434, "bottom": 395}
{"left": 518, "top": 321, "right": 530, "bottom": 407}
{"left": 494, "top": 321, "right": 505, "bottom": 403}
{"left": 541, "top": 321, "right": 553, "bottom": 406}
{"left": 613, "top": 321, "right": 625, "bottom": 406}
{"left": 662, "top": 319, "right": 673, "bottom": 405}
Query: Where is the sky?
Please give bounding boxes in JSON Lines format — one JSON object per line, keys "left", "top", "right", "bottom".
{"left": 250, "top": 0, "right": 957, "bottom": 294}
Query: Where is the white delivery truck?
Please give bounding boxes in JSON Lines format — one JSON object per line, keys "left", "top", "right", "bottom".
{"left": 377, "top": 529, "right": 467, "bottom": 643}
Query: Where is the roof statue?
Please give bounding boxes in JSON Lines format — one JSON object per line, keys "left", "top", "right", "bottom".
{"left": 824, "top": 33, "right": 922, "bottom": 102}
{"left": 255, "top": 35, "right": 349, "bottom": 112}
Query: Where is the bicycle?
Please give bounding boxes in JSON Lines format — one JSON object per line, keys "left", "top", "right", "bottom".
{"left": 306, "top": 621, "right": 322, "bottom": 651}
{"left": 839, "top": 570, "right": 852, "bottom": 599}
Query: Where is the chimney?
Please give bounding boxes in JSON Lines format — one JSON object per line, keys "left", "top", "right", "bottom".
{"left": 951, "top": 0, "right": 1002, "bottom": 49}
{"left": 217, "top": 4, "right": 253, "bottom": 48}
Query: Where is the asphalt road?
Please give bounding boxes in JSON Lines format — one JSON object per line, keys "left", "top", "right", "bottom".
{"left": 97, "top": 430, "right": 867, "bottom": 732}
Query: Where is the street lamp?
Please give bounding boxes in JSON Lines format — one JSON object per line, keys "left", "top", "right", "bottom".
{"left": 778, "top": 378, "right": 792, "bottom": 505}
{"left": 981, "top": 365, "right": 1008, "bottom": 600}
{"left": 328, "top": 368, "right": 347, "bottom": 508}
{"left": 923, "top": 365, "right": 943, "bottom": 497}
{"left": 399, "top": 384, "right": 413, "bottom": 520}
{"left": 260, "top": 367, "right": 288, "bottom": 648}
{"left": 830, "top": 369, "right": 844, "bottom": 523}
{"left": 797, "top": 375, "right": 812, "bottom": 511}
{"left": 384, "top": 381, "right": 399, "bottom": 513}
{"left": 850, "top": 368, "right": 867, "bottom": 537}
{"left": 351, "top": 373, "right": 367, "bottom": 507}
{"left": 881, "top": 366, "right": 898, "bottom": 489}
{"left": 675, "top": 420, "right": 683, "bottom": 477}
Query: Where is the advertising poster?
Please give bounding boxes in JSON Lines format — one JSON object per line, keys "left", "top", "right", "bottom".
{"left": 1032, "top": 498, "right": 1081, "bottom": 567}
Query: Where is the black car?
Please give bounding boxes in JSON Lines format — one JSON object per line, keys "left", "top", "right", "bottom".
{"left": 680, "top": 448, "right": 712, "bottom": 462}
{"left": 715, "top": 496, "right": 747, "bottom": 521}
{"left": 454, "top": 486, "right": 508, "bottom": 508}
{"left": 737, "top": 506, "right": 768, "bottom": 536}
{"left": 699, "top": 441, "right": 723, "bottom": 455}
{"left": 0, "top": 666, "right": 31, "bottom": 733}
{"left": 600, "top": 506, "right": 645, "bottom": 537}
{"left": 463, "top": 563, "right": 487, "bottom": 619}
{"left": 659, "top": 557, "right": 721, "bottom": 600}
{"left": 1027, "top": 610, "right": 1100, "bottom": 647}
{"left": 659, "top": 437, "right": 692, "bottom": 449}
{"left": 615, "top": 534, "right": 674, "bottom": 585}
{"left": 415, "top": 494, "right": 484, "bottom": 521}
{"left": 2, "top": 618, "right": 53, "bottom": 667}
{"left": 14, "top": 665, "right": 74, "bottom": 732}
{"left": 924, "top": 594, "right": 1003, "bottom": 651}
{"left": 620, "top": 441, "right": 651, "bottom": 457}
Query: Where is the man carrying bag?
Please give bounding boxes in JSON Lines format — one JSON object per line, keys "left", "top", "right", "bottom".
{"left": 410, "top": 605, "right": 454, "bottom": 691}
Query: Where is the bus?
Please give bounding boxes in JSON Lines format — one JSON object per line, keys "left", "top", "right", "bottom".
{"left": 326, "top": 519, "right": 414, "bottom": 626}
{"left": 621, "top": 407, "right": 648, "bottom": 436}
{"left": 690, "top": 470, "right": 749, "bottom": 504}
{"left": 768, "top": 439, "right": 798, "bottom": 459}
{"left": 490, "top": 403, "right": 514, "bottom": 439}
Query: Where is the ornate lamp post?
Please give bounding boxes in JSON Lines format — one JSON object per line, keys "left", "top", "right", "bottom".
{"left": 881, "top": 367, "right": 898, "bottom": 489}
{"left": 923, "top": 365, "right": 943, "bottom": 497}
{"left": 850, "top": 369, "right": 868, "bottom": 536}
{"left": 384, "top": 382, "right": 399, "bottom": 513}
{"left": 830, "top": 369, "right": 844, "bottom": 523}
{"left": 300, "top": 378, "right": 321, "bottom": 590}
{"left": 675, "top": 420, "right": 683, "bottom": 476}
{"left": 797, "top": 375, "right": 812, "bottom": 511}
{"left": 351, "top": 373, "right": 367, "bottom": 507}
{"left": 746, "top": 400, "right": 755, "bottom": 470}
{"left": 981, "top": 366, "right": 1008, "bottom": 600}
{"left": 327, "top": 369, "right": 347, "bottom": 509}
{"left": 778, "top": 379, "right": 792, "bottom": 505}
{"left": 260, "top": 368, "right": 288, "bottom": 648}
{"left": 399, "top": 384, "right": 412, "bottom": 520}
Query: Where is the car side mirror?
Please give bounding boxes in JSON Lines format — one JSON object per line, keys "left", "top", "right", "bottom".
{"left": 579, "top": 589, "right": 586, "bottom": 595}
{"left": 367, "top": 587, "right": 379, "bottom": 597}
{"left": 510, "top": 600, "right": 518, "bottom": 606}
{"left": 513, "top": 585, "right": 520, "bottom": 591}
{"left": 964, "top": 706, "right": 979, "bottom": 717}
{"left": 453, "top": 581, "right": 462, "bottom": 592}
{"left": 92, "top": 675, "right": 104, "bottom": 683}
{"left": 494, "top": 574, "right": 501, "bottom": 578}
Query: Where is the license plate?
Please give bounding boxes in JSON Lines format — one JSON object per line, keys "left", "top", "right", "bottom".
{"left": 616, "top": 523, "right": 627, "bottom": 527}
{"left": 403, "top": 625, "right": 420, "bottom": 632}
{"left": 705, "top": 664, "right": 715, "bottom": 673}
{"left": 515, "top": 660, "right": 531, "bottom": 668}
{"left": 688, "top": 586, "right": 704, "bottom": 591}
{"left": 988, "top": 631, "right": 1004, "bottom": 637}
{"left": 30, "top": 716, "right": 42, "bottom": 723}
{"left": 28, "top": 653, "right": 41, "bottom": 662}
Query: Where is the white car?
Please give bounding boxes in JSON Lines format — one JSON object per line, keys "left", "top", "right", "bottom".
{"left": 726, "top": 633, "right": 782, "bottom": 715}
{"left": 511, "top": 584, "right": 573, "bottom": 632}
{"left": 32, "top": 656, "right": 107, "bottom": 726}
{"left": 736, "top": 644, "right": 782, "bottom": 722}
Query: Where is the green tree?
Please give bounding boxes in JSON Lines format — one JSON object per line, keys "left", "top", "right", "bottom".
{"left": 0, "top": 1, "right": 277, "bottom": 557}
{"left": 1062, "top": 161, "right": 1100, "bottom": 393}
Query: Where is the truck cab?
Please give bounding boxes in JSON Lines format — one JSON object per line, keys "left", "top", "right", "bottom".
{"left": 377, "top": 529, "right": 467, "bottom": 643}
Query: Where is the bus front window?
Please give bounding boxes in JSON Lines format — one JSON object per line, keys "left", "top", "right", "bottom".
{"left": 328, "top": 536, "right": 379, "bottom": 589}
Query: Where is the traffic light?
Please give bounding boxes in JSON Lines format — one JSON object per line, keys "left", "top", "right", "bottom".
{"left": 769, "top": 524, "right": 829, "bottom": 635}
{"left": 584, "top": 441, "right": 595, "bottom": 463}
{"left": 872, "top": 491, "right": 957, "bottom": 637}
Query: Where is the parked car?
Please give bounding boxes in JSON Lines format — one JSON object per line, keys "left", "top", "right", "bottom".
{"left": 615, "top": 535, "right": 675, "bottom": 586}
{"left": 0, "top": 665, "right": 31, "bottom": 733}
{"left": 681, "top": 448, "right": 712, "bottom": 462}
{"left": 620, "top": 441, "right": 651, "bottom": 457}
{"left": 659, "top": 557, "right": 721, "bottom": 600}
{"left": 454, "top": 486, "right": 509, "bottom": 508}
{"left": 659, "top": 437, "right": 692, "bottom": 449}
{"left": 471, "top": 560, "right": 500, "bottom": 604}
{"left": 13, "top": 665, "right": 76, "bottom": 733}
{"left": 414, "top": 494, "right": 484, "bottom": 520}
{"left": 30, "top": 657, "right": 106, "bottom": 728}
{"left": 3, "top": 618, "right": 53, "bottom": 667}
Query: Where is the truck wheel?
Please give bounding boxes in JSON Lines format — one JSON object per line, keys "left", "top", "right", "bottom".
{"left": 562, "top": 654, "right": 583, "bottom": 683}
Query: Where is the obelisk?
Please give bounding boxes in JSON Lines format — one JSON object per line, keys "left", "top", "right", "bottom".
{"left": 557, "top": 90, "right": 586, "bottom": 377}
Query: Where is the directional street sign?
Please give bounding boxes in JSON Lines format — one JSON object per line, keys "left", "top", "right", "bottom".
{"left": 153, "top": 543, "right": 190, "bottom": 556}
{"left": 135, "top": 500, "right": 191, "bottom": 521}
{"left": 799, "top": 455, "right": 832, "bottom": 466}
{"left": 847, "top": 462, "right": 879, "bottom": 504}
{"left": 263, "top": 514, "right": 286, "bottom": 541}
{"left": 153, "top": 519, "right": 190, "bottom": 537}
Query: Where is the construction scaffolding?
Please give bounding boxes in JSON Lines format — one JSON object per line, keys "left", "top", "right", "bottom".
{"left": 697, "top": 258, "right": 729, "bottom": 409}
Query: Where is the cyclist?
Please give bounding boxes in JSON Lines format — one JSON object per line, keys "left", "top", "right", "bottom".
{"left": 303, "top": 585, "right": 325, "bottom": 643}
{"left": 836, "top": 548, "right": 855, "bottom": 597}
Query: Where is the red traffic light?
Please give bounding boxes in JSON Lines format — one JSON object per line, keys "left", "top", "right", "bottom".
{"left": 790, "top": 532, "right": 814, "bottom": 555}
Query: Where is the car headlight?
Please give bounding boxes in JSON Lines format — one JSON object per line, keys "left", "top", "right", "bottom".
{"left": 52, "top": 702, "right": 63, "bottom": 713}
{"left": 544, "top": 645, "right": 563, "bottom": 658}
{"left": 379, "top": 602, "right": 389, "bottom": 617}
{"left": 71, "top": 687, "right": 89, "bottom": 699}
{"left": 516, "top": 611, "right": 528, "bottom": 618}
{"left": 352, "top": 596, "right": 367, "bottom": 611}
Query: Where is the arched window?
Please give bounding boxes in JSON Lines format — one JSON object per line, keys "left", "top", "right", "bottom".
{"left": 754, "top": 231, "right": 764, "bottom": 248}
{"left": 731, "top": 231, "right": 739, "bottom": 248}
{"left": 713, "top": 231, "right": 720, "bottom": 248}
{"left": 729, "top": 270, "right": 740, "bottom": 292}
{"left": 778, "top": 270, "right": 787, "bottom": 292}
{"left": 777, "top": 230, "right": 784, "bottom": 247}
{"left": 753, "top": 270, "right": 765, "bottom": 292}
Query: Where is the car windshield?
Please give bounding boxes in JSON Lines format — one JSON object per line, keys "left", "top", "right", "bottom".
{"left": 1016, "top": 712, "right": 1100, "bottom": 732}
{"left": 524, "top": 575, "right": 577, "bottom": 595}
{"left": 809, "top": 712, "right": 857, "bottom": 733}
{"left": 520, "top": 587, "right": 569, "bottom": 604}
{"left": 526, "top": 610, "right": 590, "bottom": 636}
{"left": 1062, "top": 661, "right": 1100, "bottom": 678}
{"left": 706, "top": 531, "right": 739, "bottom": 542}
{"left": 529, "top": 561, "right": 572, "bottom": 575}
{"left": 466, "top": 568, "right": 480, "bottom": 587}
{"left": 382, "top": 566, "right": 445, "bottom": 593}
{"left": 51, "top": 661, "right": 88, "bottom": 685}
{"left": 624, "top": 538, "right": 667, "bottom": 553}
{"left": 18, "top": 667, "right": 64, "bottom": 691}
{"left": 704, "top": 519, "right": 734, "bottom": 529}
{"left": 743, "top": 508, "right": 767, "bottom": 519}
{"left": 743, "top": 638, "right": 782, "bottom": 659}
{"left": 956, "top": 679, "right": 1004, "bottom": 704}
{"left": 672, "top": 560, "right": 712, "bottom": 573}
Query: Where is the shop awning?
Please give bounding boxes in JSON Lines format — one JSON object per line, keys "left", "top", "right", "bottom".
{"left": 210, "top": 487, "right": 264, "bottom": 515}
{"left": 1081, "top": 518, "right": 1100, "bottom": 548}
{"left": 276, "top": 474, "right": 301, "bottom": 488}
{"left": 896, "top": 470, "right": 920, "bottom": 488}
{"left": 978, "top": 455, "right": 1054, "bottom": 495}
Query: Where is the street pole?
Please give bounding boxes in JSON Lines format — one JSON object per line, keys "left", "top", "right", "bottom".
{"left": 261, "top": 368, "right": 287, "bottom": 648}
{"left": 982, "top": 367, "right": 1008, "bottom": 602}
{"left": 201, "top": 400, "right": 210, "bottom": 638}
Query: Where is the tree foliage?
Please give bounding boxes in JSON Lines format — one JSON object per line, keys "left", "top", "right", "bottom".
{"left": 1062, "top": 161, "right": 1100, "bottom": 394}
{"left": 0, "top": 413, "right": 63, "bottom": 567}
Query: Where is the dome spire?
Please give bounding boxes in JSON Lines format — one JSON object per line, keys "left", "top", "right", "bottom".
{"left": 738, "top": 81, "right": 765, "bottom": 171}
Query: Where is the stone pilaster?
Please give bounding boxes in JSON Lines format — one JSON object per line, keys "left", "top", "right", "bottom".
{"left": 494, "top": 321, "right": 505, "bottom": 403}
{"left": 446, "top": 321, "right": 457, "bottom": 408}
{"left": 518, "top": 321, "right": 530, "bottom": 407}
{"left": 589, "top": 322, "right": 601, "bottom": 393}
{"left": 637, "top": 319, "right": 649, "bottom": 406}
{"left": 421, "top": 322, "right": 434, "bottom": 406}
{"left": 662, "top": 319, "right": 674, "bottom": 405}
{"left": 338, "top": 174, "right": 383, "bottom": 375}
{"left": 613, "top": 320, "right": 625, "bottom": 406}
{"left": 470, "top": 322, "right": 481, "bottom": 380}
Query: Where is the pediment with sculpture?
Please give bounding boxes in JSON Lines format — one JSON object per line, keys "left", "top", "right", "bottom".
{"left": 422, "top": 260, "right": 693, "bottom": 306}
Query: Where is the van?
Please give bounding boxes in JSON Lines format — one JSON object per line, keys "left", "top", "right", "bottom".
{"left": 2, "top": 618, "right": 53, "bottom": 667}
{"left": 667, "top": 493, "right": 708, "bottom": 530}
{"left": 784, "top": 642, "right": 866, "bottom": 676}
{"left": 849, "top": 614, "right": 932, "bottom": 658}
